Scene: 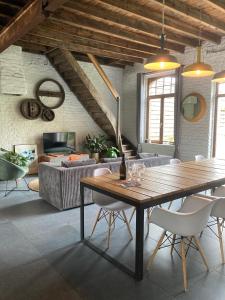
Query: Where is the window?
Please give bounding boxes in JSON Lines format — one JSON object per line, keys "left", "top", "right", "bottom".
{"left": 214, "top": 82, "right": 225, "bottom": 159}
{"left": 146, "top": 75, "right": 176, "bottom": 144}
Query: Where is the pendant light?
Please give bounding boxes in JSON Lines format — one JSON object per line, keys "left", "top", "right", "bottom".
{"left": 212, "top": 70, "right": 225, "bottom": 83}
{"left": 182, "top": 46, "right": 214, "bottom": 77}
{"left": 182, "top": 10, "right": 214, "bottom": 78}
{"left": 144, "top": 0, "right": 180, "bottom": 71}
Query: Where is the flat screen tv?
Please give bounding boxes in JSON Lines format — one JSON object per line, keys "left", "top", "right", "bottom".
{"left": 43, "top": 132, "right": 76, "bottom": 154}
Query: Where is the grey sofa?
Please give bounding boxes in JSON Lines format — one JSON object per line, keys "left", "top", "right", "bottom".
{"left": 39, "top": 155, "right": 171, "bottom": 210}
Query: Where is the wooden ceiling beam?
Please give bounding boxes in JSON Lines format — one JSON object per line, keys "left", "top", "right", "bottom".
{"left": 0, "top": 3, "right": 19, "bottom": 16}
{"left": 95, "top": 0, "right": 220, "bottom": 44}
{"left": 20, "top": 34, "right": 144, "bottom": 63}
{"left": 62, "top": 2, "right": 198, "bottom": 47}
{"left": 203, "top": 0, "right": 225, "bottom": 12}
{"left": 0, "top": 1, "right": 22, "bottom": 9}
{"left": 37, "top": 20, "right": 164, "bottom": 55}
{"left": 28, "top": 27, "right": 150, "bottom": 59}
{"left": 15, "top": 40, "right": 49, "bottom": 53}
{"left": 0, "top": 0, "right": 69, "bottom": 53}
{"left": 152, "top": 0, "right": 225, "bottom": 35}
{"left": 51, "top": 10, "right": 185, "bottom": 53}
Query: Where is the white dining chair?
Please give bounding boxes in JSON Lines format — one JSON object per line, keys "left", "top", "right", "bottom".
{"left": 195, "top": 154, "right": 206, "bottom": 161}
{"left": 209, "top": 186, "right": 225, "bottom": 264}
{"left": 147, "top": 195, "right": 217, "bottom": 292}
{"left": 145, "top": 159, "right": 182, "bottom": 238}
{"left": 170, "top": 158, "right": 182, "bottom": 165}
{"left": 90, "top": 168, "right": 133, "bottom": 249}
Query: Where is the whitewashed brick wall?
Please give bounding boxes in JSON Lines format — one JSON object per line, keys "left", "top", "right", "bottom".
{"left": 0, "top": 46, "right": 123, "bottom": 154}
{"left": 0, "top": 46, "right": 27, "bottom": 95}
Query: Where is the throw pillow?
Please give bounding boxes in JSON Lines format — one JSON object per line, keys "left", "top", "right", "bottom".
{"left": 61, "top": 158, "right": 96, "bottom": 168}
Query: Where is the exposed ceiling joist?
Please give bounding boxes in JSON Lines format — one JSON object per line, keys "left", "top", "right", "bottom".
{"left": 95, "top": 0, "right": 220, "bottom": 44}
{"left": 29, "top": 27, "right": 150, "bottom": 59}
{"left": 0, "top": 0, "right": 68, "bottom": 53}
{"left": 203, "top": 0, "right": 225, "bottom": 12}
{"left": 37, "top": 20, "right": 164, "bottom": 55}
{"left": 152, "top": 0, "right": 225, "bottom": 35}
{"left": 52, "top": 9, "right": 185, "bottom": 53}
{"left": 63, "top": 1, "right": 199, "bottom": 47}
{"left": 20, "top": 34, "right": 144, "bottom": 63}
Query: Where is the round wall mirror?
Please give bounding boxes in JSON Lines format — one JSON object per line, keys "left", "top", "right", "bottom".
{"left": 181, "top": 93, "right": 206, "bottom": 122}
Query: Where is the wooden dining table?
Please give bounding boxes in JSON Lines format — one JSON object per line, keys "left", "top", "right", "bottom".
{"left": 80, "top": 159, "right": 225, "bottom": 281}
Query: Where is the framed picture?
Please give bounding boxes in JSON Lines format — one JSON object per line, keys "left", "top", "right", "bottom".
{"left": 14, "top": 144, "right": 37, "bottom": 162}
{"left": 14, "top": 144, "right": 38, "bottom": 174}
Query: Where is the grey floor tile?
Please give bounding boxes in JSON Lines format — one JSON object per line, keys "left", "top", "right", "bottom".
{"left": 0, "top": 258, "right": 83, "bottom": 300}
{"left": 0, "top": 222, "right": 41, "bottom": 272}
{"left": 175, "top": 271, "right": 225, "bottom": 300}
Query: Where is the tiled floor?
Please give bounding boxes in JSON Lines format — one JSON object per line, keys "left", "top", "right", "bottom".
{"left": 0, "top": 177, "right": 225, "bottom": 300}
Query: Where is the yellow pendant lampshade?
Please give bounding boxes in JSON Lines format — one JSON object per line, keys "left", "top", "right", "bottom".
{"left": 144, "top": 0, "right": 180, "bottom": 72}
{"left": 182, "top": 46, "right": 214, "bottom": 78}
{"left": 144, "top": 51, "right": 180, "bottom": 71}
{"left": 212, "top": 70, "right": 225, "bottom": 83}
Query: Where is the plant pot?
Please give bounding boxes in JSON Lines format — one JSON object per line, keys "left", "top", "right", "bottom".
{"left": 91, "top": 152, "right": 100, "bottom": 162}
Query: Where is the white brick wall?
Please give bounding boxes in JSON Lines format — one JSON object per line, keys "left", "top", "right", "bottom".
{"left": 0, "top": 46, "right": 27, "bottom": 95}
{"left": 0, "top": 46, "right": 123, "bottom": 154}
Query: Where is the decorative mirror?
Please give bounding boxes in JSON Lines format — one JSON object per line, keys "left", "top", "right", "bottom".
{"left": 181, "top": 93, "right": 206, "bottom": 122}
{"left": 36, "top": 79, "right": 65, "bottom": 109}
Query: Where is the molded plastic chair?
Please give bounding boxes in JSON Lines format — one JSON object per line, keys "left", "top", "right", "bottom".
{"left": 145, "top": 159, "right": 183, "bottom": 238}
{"left": 147, "top": 195, "right": 217, "bottom": 291}
{"left": 210, "top": 186, "right": 225, "bottom": 264}
{"left": 170, "top": 158, "right": 182, "bottom": 165}
{"left": 0, "top": 155, "right": 28, "bottom": 196}
{"left": 195, "top": 154, "right": 206, "bottom": 161}
{"left": 90, "top": 168, "right": 133, "bottom": 249}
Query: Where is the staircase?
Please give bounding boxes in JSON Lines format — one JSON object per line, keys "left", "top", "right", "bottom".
{"left": 121, "top": 136, "right": 137, "bottom": 159}
{"left": 47, "top": 48, "right": 117, "bottom": 138}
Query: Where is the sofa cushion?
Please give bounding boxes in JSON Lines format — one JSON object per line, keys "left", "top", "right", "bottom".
{"left": 61, "top": 159, "right": 96, "bottom": 168}
{"left": 138, "top": 152, "right": 158, "bottom": 159}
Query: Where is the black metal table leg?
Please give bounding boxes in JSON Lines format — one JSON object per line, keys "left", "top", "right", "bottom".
{"left": 135, "top": 205, "right": 144, "bottom": 281}
{"left": 80, "top": 183, "right": 84, "bottom": 241}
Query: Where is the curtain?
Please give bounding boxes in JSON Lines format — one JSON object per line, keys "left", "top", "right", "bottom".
{"left": 136, "top": 73, "right": 146, "bottom": 145}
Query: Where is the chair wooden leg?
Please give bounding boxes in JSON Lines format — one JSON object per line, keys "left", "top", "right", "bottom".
{"left": 147, "top": 231, "right": 166, "bottom": 269}
{"left": 122, "top": 210, "right": 133, "bottom": 239}
{"left": 170, "top": 234, "right": 176, "bottom": 255}
{"left": 129, "top": 207, "right": 136, "bottom": 223}
{"left": 90, "top": 208, "right": 102, "bottom": 237}
{"left": 217, "top": 218, "right": 225, "bottom": 264}
{"left": 193, "top": 236, "right": 209, "bottom": 271}
{"left": 107, "top": 212, "right": 113, "bottom": 249}
{"left": 180, "top": 237, "right": 188, "bottom": 292}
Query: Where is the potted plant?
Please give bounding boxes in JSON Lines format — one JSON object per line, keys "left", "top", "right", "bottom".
{"left": 0, "top": 148, "right": 29, "bottom": 168}
{"left": 84, "top": 134, "right": 107, "bottom": 161}
{"left": 105, "top": 146, "right": 120, "bottom": 158}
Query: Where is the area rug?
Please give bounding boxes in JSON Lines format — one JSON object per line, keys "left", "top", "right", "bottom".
{"left": 28, "top": 179, "right": 39, "bottom": 192}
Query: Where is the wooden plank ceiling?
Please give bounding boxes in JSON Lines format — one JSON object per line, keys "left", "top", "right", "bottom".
{"left": 1, "top": 0, "right": 225, "bottom": 68}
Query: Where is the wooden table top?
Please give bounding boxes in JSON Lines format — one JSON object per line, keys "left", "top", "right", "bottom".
{"left": 80, "top": 159, "right": 225, "bottom": 207}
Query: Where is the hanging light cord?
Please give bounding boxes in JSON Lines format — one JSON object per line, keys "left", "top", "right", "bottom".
{"left": 199, "top": 9, "right": 202, "bottom": 47}
{"left": 160, "top": 0, "right": 166, "bottom": 50}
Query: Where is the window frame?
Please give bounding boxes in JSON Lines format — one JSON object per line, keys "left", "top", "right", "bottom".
{"left": 213, "top": 83, "right": 225, "bottom": 157}
{"left": 146, "top": 74, "right": 176, "bottom": 145}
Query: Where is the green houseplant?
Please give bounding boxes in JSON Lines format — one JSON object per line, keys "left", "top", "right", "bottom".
{"left": 84, "top": 134, "right": 107, "bottom": 161}
{"left": 0, "top": 148, "right": 29, "bottom": 167}
{"left": 105, "top": 146, "right": 120, "bottom": 158}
